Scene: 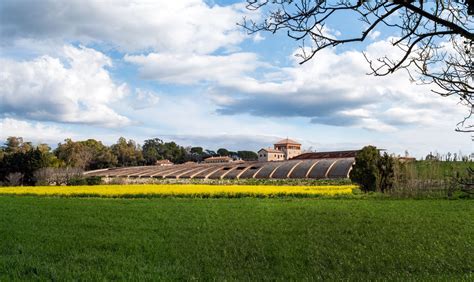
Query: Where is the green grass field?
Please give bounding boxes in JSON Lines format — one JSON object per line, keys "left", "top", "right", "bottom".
{"left": 0, "top": 196, "right": 472, "bottom": 280}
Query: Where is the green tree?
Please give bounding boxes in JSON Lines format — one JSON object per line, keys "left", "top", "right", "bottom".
{"left": 111, "top": 137, "right": 144, "bottom": 167}
{"left": 4, "top": 136, "right": 23, "bottom": 154}
{"left": 161, "top": 142, "right": 186, "bottom": 164}
{"left": 377, "top": 153, "right": 396, "bottom": 193}
{"left": 217, "top": 148, "right": 230, "bottom": 156}
{"left": 0, "top": 147, "right": 59, "bottom": 185}
{"left": 55, "top": 139, "right": 116, "bottom": 170}
{"left": 190, "top": 147, "right": 203, "bottom": 155}
{"left": 143, "top": 138, "right": 163, "bottom": 165}
{"left": 350, "top": 146, "right": 380, "bottom": 192}
{"left": 237, "top": 151, "right": 258, "bottom": 161}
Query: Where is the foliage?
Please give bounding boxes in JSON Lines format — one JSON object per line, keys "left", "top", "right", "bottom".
{"left": 217, "top": 148, "right": 230, "bottom": 156}
{"left": 4, "top": 172, "right": 23, "bottom": 186}
{"left": 237, "top": 150, "right": 258, "bottom": 161}
{"left": 0, "top": 184, "right": 356, "bottom": 198}
{"left": 190, "top": 147, "right": 204, "bottom": 155}
{"left": 67, "top": 177, "right": 88, "bottom": 186}
{"left": 142, "top": 138, "right": 187, "bottom": 165}
{"left": 67, "top": 176, "right": 101, "bottom": 186}
{"left": 110, "top": 137, "right": 144, "bottom": 167}
{"left": 85, "top": 176, "right": 103, "bottom": 186}
{"left": 390, "top": 160, "right": 474, "bottom": 198}
{"left": 0, "top": 197, "right": 472, "bottom": 280}
{"left": 350, "top": 146, "right": 397, "bottom": 193}
{"left": 350, "top": 146, "right": 380, "bottom": 192}
{"left": 55, "top": 138, "right": 116, "bottom": 170}
{"left": 377, "top": 152, "right": 396, "bottom": 193}
{"left": 33, "top": 167, "right": 84, "bottom": 186}
{"left": 0, "top": 142, "right": 60, "bottom": 185}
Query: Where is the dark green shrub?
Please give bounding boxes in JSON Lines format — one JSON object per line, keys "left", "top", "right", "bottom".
{"left": 68, "top": 177, "right": 87, "bottom": 186}
{"left": 350, "top": 146, "right": 397, "bottom": 193}
{"left": 86, "top": 176, "right": 102, "bottom": 185}
{"left": 378, "top": 152, "right": 396, "bottom": 193}
{"left": 350, "top": 146, "right": 380, "bottom": 192}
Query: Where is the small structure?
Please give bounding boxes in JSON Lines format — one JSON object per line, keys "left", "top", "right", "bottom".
{"left": 258, "top": 138, "right": 302, "bottom": 162}
{"left": 155, "top": 159, "right": 173, "bottom": 166}
{"left": 258, "top": 148, "right": 286, "bottom": 162}
{"left": 203, "top": 156, "right": 233, "bottom": 163}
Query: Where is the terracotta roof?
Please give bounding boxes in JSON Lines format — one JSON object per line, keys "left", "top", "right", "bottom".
{"left": 274, "top": 138, "right": 301, "bottom": 145}
{"left": 259, "top": 148, "right": 283, "bottom": 153}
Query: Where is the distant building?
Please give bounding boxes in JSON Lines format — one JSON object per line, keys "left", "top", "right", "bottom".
{"left": 155, "top": 159, "right": 173, "bottom": 166}
{"left": 258, "top": 138, "right": 302, "bottom": 162}
{"left": 203, "top": 156, "right": 233, "bottom": 163}
{"left": 258, "top": 148, "right": 286, "bottom": 162}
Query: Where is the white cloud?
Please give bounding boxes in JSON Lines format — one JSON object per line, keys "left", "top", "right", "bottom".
{"left": 125, "top": 52, "right": 265, "bottom": 85}
{"left": 0, "top": 45, "right": 131, "bottom": 127}
{"left": 132, "top": 89, "right": 160, "bottom": 110}
{"left": 0, "top": 118, "right": 74, "bottom": 143}
{"left": 369, "top": 30, "right": 381, "bottom": 40}
{"left": 253, "top": 32, "right": 265, "bottom": 42}
{"left": 202, "top": 41, "right": 461, "bottom": 132}
{"left": 0, "top": 0, "right": 250, "bottom": 54}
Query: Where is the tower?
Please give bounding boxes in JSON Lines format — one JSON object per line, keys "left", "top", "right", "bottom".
{"left": 273, "top": 138, "right": 301, "bottom": 160}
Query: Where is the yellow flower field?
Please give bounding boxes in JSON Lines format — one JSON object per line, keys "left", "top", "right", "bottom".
{"left": 0, "top": 184, "right": 357, "bottom": 198}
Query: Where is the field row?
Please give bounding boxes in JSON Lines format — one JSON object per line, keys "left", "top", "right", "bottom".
{"left": 0, "top": 184, "right": 356, "bottom": 198}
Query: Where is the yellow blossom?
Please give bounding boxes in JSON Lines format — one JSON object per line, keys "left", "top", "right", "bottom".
{"left": 0, "top": 184, "right": 357, "bottom": 198}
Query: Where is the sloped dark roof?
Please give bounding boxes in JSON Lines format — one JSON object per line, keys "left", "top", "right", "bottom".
{"left": 291, "top": 150, "right": 360, "bottom": 160}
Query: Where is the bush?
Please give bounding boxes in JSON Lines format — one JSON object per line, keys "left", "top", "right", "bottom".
{"left": 350, "top": 146, "right": 396, "bottom": 193}
{"left": 350, "top": 146, "right": 380, "bottom": 192}
{"left": 5, "top": 172, "right": 23, "bottom": 186}
{"left": 86, "top": 176, "right": 102, "bottom": 185}
{"left": 67, "top": 176, "right": 102, "bottom": 186}
{"left": 34, "top": 167, "right": 84, "bottom": 186}
{"left": 68, "top": 177, "right": 87, "bottom": 186}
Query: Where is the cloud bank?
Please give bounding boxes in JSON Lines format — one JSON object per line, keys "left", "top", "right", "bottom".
{"left": 0, "top": 45, "right": 130, "bottom": 127}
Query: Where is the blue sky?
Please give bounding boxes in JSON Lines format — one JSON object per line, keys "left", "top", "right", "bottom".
{"left": 0, "top": 0, "right": 471, "bottom": 158}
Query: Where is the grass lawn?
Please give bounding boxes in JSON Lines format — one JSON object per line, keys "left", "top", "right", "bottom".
{"left": 0, "top": 196, "right": 472, "bottom": 280}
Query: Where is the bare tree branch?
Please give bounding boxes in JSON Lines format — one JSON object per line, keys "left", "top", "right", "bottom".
{"left": 241, "top": 0, "right": 474, "bottom": 131}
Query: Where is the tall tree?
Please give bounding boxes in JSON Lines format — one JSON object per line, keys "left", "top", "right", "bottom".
{"left": 55, "top": 139, "right": 116, "bottom": 170}
{"left": 111, "top": 137, "right": 144, "bottom": 167}
{"left": 350, "top": 145, "right": 381, "bottom": 192}
{"left": 237, "top": 150, "right": 258, "bottom": 161}
{"left": 143, "top": 138, "right": 164, "bottom": 165}
{"left": 217, "top": 148, "right": 230, "bottom": 156}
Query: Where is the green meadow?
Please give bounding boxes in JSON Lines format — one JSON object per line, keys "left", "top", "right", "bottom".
{"left": 0, "top": 196, "right": 472, "bottom": 280}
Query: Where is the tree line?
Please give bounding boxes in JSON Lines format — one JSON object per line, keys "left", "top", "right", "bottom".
{"left": 0, "top": 136, "right": 258, "bottom": 186}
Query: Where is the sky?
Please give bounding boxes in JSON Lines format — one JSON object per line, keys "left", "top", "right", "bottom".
{"left": 0, "top": 0, "right": 472, "bottom": 158}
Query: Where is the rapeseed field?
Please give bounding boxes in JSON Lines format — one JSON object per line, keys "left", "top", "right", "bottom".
{"left": 0, "top": 184, "right": 356, "bottom": 198}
